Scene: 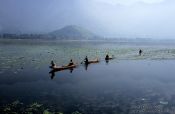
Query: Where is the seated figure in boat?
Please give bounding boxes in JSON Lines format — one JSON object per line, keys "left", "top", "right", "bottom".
{"left": 68, "top": 59, "right": 75, "bottom": 66}
{"left": 50, "top": 60, "right": 56, "bottom": 68}
{"left": 105, "top": 54, "right": 109, "bottom": 60}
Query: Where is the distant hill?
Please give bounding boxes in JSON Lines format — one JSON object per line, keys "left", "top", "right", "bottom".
{"left": 49, "top": 25, "right": 100, "bottom": 40}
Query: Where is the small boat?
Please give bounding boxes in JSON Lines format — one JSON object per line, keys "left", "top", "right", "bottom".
{"left": 84, "top": 58, "right": 99, "bottom": 64}
{"left": 105, "top": 55, "right": 115, "bottom": 61}
{"left": 105, "top": 57, "right": 113, "bottom": 60}
{"left": 51, "top": 64, "right": 77, "bottom": 71}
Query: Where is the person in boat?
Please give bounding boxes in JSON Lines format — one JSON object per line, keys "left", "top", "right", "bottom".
{"left": 68, "top": 59, "right": 74, "bottom": 66}
{"left": 105, "top": 54, "right": 109, "bottom": 60}
{"left": 50, "top": 60, "right": 56, "bottom": 68}
{"left": 139, "top": 49, "right": 142, "bottom": 56}
{"left": 84, "top": 56, "right": 89, "bottom": 64}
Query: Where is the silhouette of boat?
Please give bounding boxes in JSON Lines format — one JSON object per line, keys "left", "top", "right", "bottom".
{"left": 51, "top": 64, "right": 76, "bottom": 71}
{"left": 105, "top": 55, "right": 115, "bottom": 61}
{"left": 105, "top": 57, "right": 113, "bottom": 60}
{"left": 83, "top": 58, "right": 99, "bottom": 64}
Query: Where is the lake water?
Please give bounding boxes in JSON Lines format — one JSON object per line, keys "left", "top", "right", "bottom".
{"left": 1, "top": 39, "right": 175, "bottom": 114}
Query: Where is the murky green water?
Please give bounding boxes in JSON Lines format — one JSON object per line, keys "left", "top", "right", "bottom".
{"left": 1, "top": 39, "right": 175, "bottom": 114}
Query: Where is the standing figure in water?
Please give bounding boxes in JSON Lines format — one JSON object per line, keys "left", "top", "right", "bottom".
{"left": 139, "top": 49, "right": 143, "bottom": 56}
{"left": 84, "top": 56, "right": 89, "bottom": 64}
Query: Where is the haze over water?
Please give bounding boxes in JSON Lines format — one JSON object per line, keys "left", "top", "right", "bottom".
{"left": 1, "top": 0, "right": 175, "bottom": 38}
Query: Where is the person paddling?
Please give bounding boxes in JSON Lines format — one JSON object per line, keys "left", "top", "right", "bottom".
{"left": 139, "top": 49, "right": 143, "bottom": 56}
{"left": 50, "top": 60, "right": 56, "bottom": 68}
{"left": 105, "top": 54, "right": 109, "bottom": 60}
{"left": 84, "top": 56, "right": 89, "bottom": 64}
{"left": 68, "top": 59, "right": 74, "bottom": 66}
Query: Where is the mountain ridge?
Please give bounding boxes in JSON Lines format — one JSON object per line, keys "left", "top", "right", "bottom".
{"left": 49, "top": 25, "right": 100, "bottom": 40}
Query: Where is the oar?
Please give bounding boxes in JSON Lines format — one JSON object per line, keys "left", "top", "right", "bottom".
{"left": 81, "top": 60, "right": 84, "bottom": 64}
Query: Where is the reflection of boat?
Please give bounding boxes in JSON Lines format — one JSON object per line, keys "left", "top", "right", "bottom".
{"left": 51, "top": 64, "right": 76, "bottom": 71}
{"left": 49, "top": 64, "right": 76, "bottom": 79}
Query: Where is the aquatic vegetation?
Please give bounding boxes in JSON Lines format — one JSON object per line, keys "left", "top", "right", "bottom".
{"left": 72, "top": 111, "right": 82, "bottom": 114}
{"left": 2, "top": 40, "right": 175, "bottom": 71}
{"left": 29, "top": 102, "right": 42, "bottom": 108}
{"left": 12, "top": 100, "right": 23, "bottom": 106}
{"left": 43, "top": 110, "right": 52, "bottom": 114}
{"left": 1, "top": 100, "right": 24, "bottom": 114}
{"left": 160, "top": 101, "right": 168, "bottom": 105}
{"left": 0, "top": 100, "right": 84, "bottom": 114}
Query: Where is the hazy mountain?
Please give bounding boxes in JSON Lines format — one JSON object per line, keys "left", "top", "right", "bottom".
{"left": 49, "top": 25, "right": 100, "bottom": 40}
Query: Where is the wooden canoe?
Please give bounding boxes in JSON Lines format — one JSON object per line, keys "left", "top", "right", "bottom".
{"left": 51, "top": 64, "right": 76, "bottom": 71}
{"left": 84, "top": 59, "right": 99, "bottom": 64}
{"left": 105, "top": 57, "right": 113, "bottom": 60}
{"left": 105, "top": 55, "right": 115, "bottom": 60}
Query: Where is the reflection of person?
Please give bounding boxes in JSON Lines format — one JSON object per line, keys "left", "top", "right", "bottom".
{"left": 105, "top": 54, "right": 109, "bottom": 60}
{"left": 105, "top": 59, "right": 109, "bottom": 64}
{"left": 84, "top": 56, "right": 89, "bottom": 64}
{"left": 139, "top": 49, "right": 142, "bottom": 56}
{"left": 68, "top": 59, "right": 74, "bottom": 66}
{"left": 70, "top": 68, "right": 73, "bottom": 73}
{"left": 49, "top": 70, "right": 55, "bottom": 79}
{"left": 85, "top": 63, "right": 88, "bottom": 70}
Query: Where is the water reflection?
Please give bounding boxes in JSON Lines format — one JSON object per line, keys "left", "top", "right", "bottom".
{"left": 2, "top": 60, "right": 175, "bottom": 114}
{"left": 105, "top": 60, "right": 109, "bottom": 64}
{"left": 49, "top": 70, "right": 56, "bottom": 79}
{"left": 70, "top": 68, "right": 74, "bottom": 73}
{"left": 84, "top": 63, "right": 89, "bottom": 70}
{"left": 49, "top": 63, "right": 90, "bottom": 79}
{"left": 49, "top": 68, "right": 74, "bottom": 79}
{"left": 49, "top": 60, "right": 109, "bottom": 79}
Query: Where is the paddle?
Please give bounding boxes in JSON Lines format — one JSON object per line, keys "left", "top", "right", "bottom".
{"left": 81, "top": 59, "right": 85, "bottom": 64}
{"left": 81, "top": 61, "right": 84, "bottom": 64}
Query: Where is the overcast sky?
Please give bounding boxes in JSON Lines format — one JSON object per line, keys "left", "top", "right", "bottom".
{"left": 0, "top": 0, "right": 175, "bottom": 38}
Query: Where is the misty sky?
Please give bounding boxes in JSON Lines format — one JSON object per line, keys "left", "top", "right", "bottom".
{"left": 0, "top": 0, "right": 175, "bottom": 38}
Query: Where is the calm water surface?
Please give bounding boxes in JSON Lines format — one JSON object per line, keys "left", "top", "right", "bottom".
{"left": 1, "top": 40, "right": 175, "bottom": 114}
